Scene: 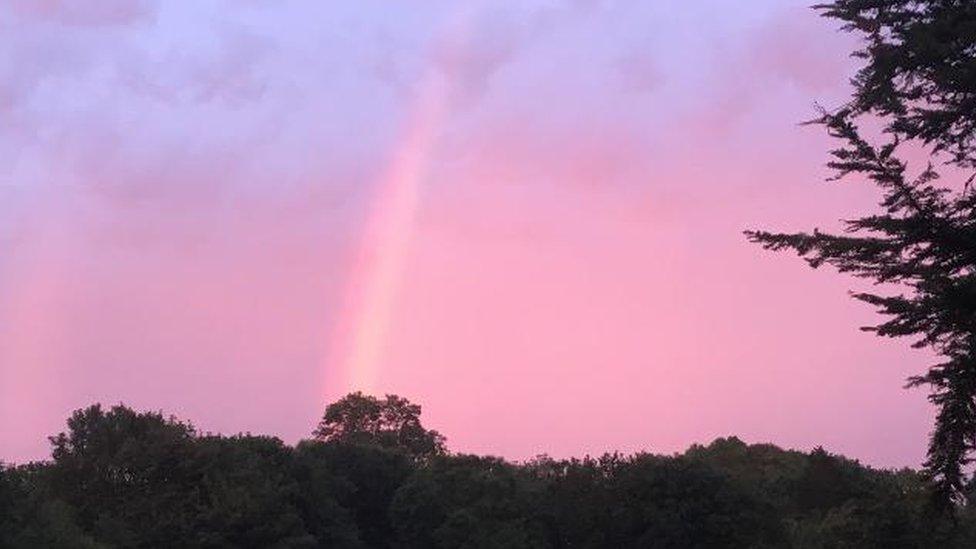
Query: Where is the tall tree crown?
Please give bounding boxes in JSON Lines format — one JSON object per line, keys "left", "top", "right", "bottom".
{"left": 314, "top": 392, "right": 446, "bottom": 458}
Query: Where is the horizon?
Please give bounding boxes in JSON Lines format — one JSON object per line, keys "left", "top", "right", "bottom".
{"left": 1, "top": 396, "right": 923, "bottom": 473}
{"left": 0, "top": 0, "right": 934, "bottom": 469}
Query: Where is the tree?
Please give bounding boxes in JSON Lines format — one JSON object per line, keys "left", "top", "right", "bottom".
{"left": 0, "top": 465, "right": 13, "bottom": 543}
{"left": 602, "top": 455, "right": 785, "bottom": 548}
{"left": 46, "top": 404, "right": 201, "bottom": 546}
{"left": 817, "top": 0, "right": 976, "bottom": 169}
{"left": 747, "top": 0, "right": 976, "bottom": 507}
{"left": 524, "top": 454, "right": 619, "bottom": 548}
{"left": 313, "top": 393, "right": 446, "bottom": 459}
{"left": 188, "top": 435, "right": 317, "bottom": 547}
{"left": 2, "top": 462, "right": 107, "bottom": 548}
{"left": 389, "top": 455, "right": 549, "bottom": 549}
{"left": 9, "top": 399, "right": 976, "bottom": 545}
{"left": 45, "top": 404, "right": 341, "bottom": 547}
{"left": 684, "top": 437, "right": 809, "bottom": 514}
{"left": 295, "top": 440, "right": 414, "bottom": 548}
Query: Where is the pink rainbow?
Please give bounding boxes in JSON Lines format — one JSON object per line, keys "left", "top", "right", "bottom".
{"left": 334, "top": 82, "right": 446, "bottom": 393}
{"left": 325, "top": 7, "right": 482, "bottom": 396}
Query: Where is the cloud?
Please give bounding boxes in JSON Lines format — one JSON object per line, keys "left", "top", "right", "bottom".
{"left": 119, "top": 30, "right": 272, "bottom": 106}
{"left": 6, "top": 0, "right": 157, "bottom": 27}
{"left": 616, "top": 51, "right": 663, "bottom": 94}
{"left": 428, "top": 0, "right": 608, "bottom": 109}
{"left": 0, "top": 1, "right": 283, "bottom": 222}
{"left": 677, "top": 5, "right": 853, "bottom": 138}
{"left": 0, "top": 20, "right": 99, "bottom": 115}
{"left": 429, "top": 9, "right": 536, "bottom": 109}
{"left": 748, "top": 7, "right": 853, "bottom": 94}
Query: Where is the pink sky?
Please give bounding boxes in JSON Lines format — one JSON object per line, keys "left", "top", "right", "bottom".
{"left": 1, "top": 0, "right": 933, "bottom": 467}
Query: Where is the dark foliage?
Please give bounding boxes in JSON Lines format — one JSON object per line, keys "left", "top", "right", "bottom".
{"left": 747, "top": 0, "right": 976, "bottom": 506}
{"left": 3, "top": 399, "right": 975, "bottom": 547}
{"left": 816, "top": 0, "right": 976, "bottom": 169}
{"left": 294, "top": 440, "right": 414, "bottom": 548}
{"left": 390, "top": 455, "right": 549, "bottom": 549}
{"left": 313, "top": 392, "right": 446, "bottom": 459}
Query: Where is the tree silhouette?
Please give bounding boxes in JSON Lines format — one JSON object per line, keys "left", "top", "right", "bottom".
{"left": 313, "top": 392, "right": 446, "bottom": 459}
{"left": 5, "top": 399, "right": 976, "bottom": 545}
{"left": 747, "top": 0, "right": 976, "bottom": 507}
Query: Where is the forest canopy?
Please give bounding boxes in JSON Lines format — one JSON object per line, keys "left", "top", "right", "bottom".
{"left": 2, "top": 395, "right": 976, "bottom": 548}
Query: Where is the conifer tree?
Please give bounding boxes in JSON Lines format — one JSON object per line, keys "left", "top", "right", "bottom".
{"left": 747, "top": 0, "right": 976, "bottom": 506}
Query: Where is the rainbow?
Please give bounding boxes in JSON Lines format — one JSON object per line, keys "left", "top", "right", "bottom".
{"left": 334, "top": 80, "right": 446, "bottom": 393}
{"left": 328, "top": 6, "right": 481, "bottom": 395}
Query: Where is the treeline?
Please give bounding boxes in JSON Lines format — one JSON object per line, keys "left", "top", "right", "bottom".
{"left": 1, "top": 393, "right": 975, "bottom": 548}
